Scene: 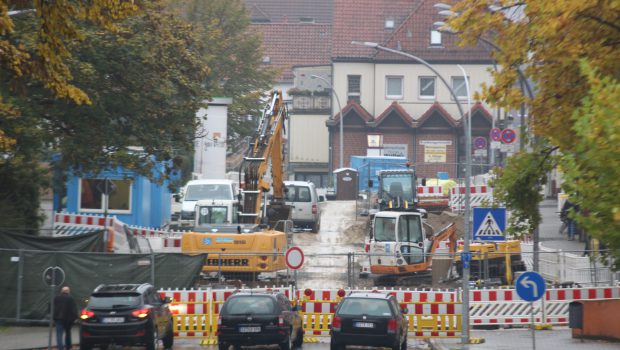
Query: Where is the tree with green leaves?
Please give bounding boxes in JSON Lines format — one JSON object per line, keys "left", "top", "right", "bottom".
{"left": 171, "top": 0, "right": 276, "bottom": 148}
{"left": 445, "top": 0, "right": 620, "bottom": 267}
{"left": 1, "top": 0, "right": 138, "bottom": 231}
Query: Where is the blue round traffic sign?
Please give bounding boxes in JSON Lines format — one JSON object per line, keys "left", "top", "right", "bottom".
{"left": 474, "top": 137, "right": 487, "bottom": 150}
{"left": 490, "top": 128, "right": 502, "bottom": 142}
{"left": 515, "top": 271, "right": 546, "bottom": 302}
{"left": 501, "top": 128, "right": 516, "bottom": 144}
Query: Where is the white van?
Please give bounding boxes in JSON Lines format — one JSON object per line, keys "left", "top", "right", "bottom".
{"left": 284, "top": 181, "right": 322, "bottom": 233}
{"left": 175, "top": 179, "right": 237, "bottom": 227}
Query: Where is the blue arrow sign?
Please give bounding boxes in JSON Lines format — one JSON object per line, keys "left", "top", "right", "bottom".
{"left": 515, "top": 272, "right": 546, "bottom": 302}
{"left": 473, "top": 208, "right": 506, "bottom": 240}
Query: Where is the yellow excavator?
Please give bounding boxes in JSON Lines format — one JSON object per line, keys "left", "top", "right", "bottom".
{"left": 181, "top": 90, "right": 291, "bottom": 276}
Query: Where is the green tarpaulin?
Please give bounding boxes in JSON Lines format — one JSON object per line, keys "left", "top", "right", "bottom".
{"left": 0, "top": 232, "right": 205, "bottom": 321}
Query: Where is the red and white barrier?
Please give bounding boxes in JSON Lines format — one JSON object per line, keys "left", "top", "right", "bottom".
{"left": 417, "top": 186, "right": 444, "bottom": 197}
{"left": 449, "top": 185, "right": 493, "bottom": 211}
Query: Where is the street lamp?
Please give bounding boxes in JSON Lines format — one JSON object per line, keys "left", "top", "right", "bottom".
{"left": 311, "top": 75, "right": 344, "bottom": 170}
{"left": 351, "top": 40, "right": 473, "bottom": 347}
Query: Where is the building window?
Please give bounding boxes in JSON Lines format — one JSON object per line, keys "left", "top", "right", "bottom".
{"left": 419, "top": 76, "right": 436, "bottom": 99}
{"left": 386, "top": 76, "right": 403, "bottom": 99}
{"left": 451, "top": 76, "right": 470, "bottom": 99}
{"left": 79, "top": 178, "right": 132, "bottom": 213}
{"left": 347, "top": 75, "right": 361, "bottom": 103}
{"left": 430, "top": 30, "right": 442, "bottom": 46}
{"left": 385, "top": 18, "right": 395, "bottom": 29}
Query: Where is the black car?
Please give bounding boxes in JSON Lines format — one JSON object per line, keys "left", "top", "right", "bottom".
{"left": 217, "top": 291, "right": 304, "bottom": 350}
{"left": 79, "top": 283, "right": 174, "bottom": 350}
{"left": 330, "top": 292, "right": 408, "bottom": 350}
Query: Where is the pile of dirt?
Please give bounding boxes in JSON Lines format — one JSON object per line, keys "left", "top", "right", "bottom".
{"left": 342, "top": 217, "right": 369, "bottom": 243}
{"left": 426, "top": 211, "right": 465, "bottom": 238}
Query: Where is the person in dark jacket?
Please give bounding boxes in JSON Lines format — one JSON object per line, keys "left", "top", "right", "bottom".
{"left": 561, "top": 200, "right": 579, "bottom": 241}
{"left": 53, "top": 286, "right": 78, "bottom": 350}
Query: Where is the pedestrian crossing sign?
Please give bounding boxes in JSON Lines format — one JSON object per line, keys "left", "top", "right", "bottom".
{"left": 473, "top": 207, "right": 506, "bottom": 240}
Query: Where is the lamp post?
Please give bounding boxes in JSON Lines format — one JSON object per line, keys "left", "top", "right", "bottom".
{"left": 434, "top": 4, "right": 542, "bottom": 273}
{"left": 311, "top": 75, "right": 344, "bottom": 170}
{"left": 351, "top": 40, "right": 473, "bottom": 347}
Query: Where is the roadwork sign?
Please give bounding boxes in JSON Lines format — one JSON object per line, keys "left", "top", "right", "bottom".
{"left": 473, "top": 208, "right": 506, "bottom": 240}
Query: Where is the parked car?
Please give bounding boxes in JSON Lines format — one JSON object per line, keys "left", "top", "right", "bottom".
{"left": 217, "top": 291, "right": 303, "bottom": 350}
{"left": 284, "top": 180, "right": 322, "bottom": 232}
{"left": 79, "top": 283, "right": 174, "bottom": 350}
{"left": 330, "top": 292, "right": 408, "bottom": 350}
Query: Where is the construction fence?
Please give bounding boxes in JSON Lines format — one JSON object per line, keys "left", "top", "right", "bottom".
{"left": 1, "top": 246, "right": 617, "bottom": 323}
{"left": 162, "top": 284, "right": 620, "bottom": 340}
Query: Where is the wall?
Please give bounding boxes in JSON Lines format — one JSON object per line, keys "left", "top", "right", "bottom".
{"left": 194, "top": 97, "right": 232, "bottom": 179}
{"left": 333, "top": 62, "right": 496, "bottom": 120}
{"left": 289, "top": 113, "right": 330, "bottom": 163}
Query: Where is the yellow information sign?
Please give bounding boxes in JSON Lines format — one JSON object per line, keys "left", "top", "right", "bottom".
{"left": 424, "top": 145, "right": 446, "bottom": 163}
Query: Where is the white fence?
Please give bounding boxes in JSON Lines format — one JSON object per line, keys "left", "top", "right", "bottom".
{"left": 522, "top": 242, "right": 618, "bottom": 287}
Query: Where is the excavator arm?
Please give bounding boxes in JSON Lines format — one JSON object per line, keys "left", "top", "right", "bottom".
{"left": 239, "top": 90, "right": 289, "bottom": 226}
{"left": 428, "top": 222, "right": 457, "bottom": 258}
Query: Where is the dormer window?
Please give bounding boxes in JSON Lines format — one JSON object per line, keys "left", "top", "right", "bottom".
{"left": 385, "top": 18, "right": 395, "bottom": 29}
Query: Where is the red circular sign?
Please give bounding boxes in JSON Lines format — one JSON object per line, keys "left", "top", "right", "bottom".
{"left": 490, "top": 128, "right": 502, "bottom": 142}
{"left": 474, "top": 137, "right": 487, "bottom": 150}
{"left": 285, "top": 247, "right": 304, "bottom": 270}
{"left": 501, "top": 128, "right": 517, "bottom": 144}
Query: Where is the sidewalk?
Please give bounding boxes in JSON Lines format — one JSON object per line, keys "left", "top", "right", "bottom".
{"left": 537, "top": 198, "right": 587, "bottom": 254}
{"left": 0, "top": 325, "right": 78, "bottom": 350}
{"left": 429, "top": 327, "right": 620, "bottom": 350}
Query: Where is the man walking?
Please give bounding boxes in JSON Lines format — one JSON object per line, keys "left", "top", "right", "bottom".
{"left": 53, "top": 286, "right": 78, "bottom": 350}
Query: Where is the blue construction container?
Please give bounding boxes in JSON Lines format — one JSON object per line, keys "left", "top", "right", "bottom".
{"left": 59, "top": 160, "right": 179, "bottom": 228}
{"left": 350, "top": 156, "right": 409, "bottom": 192}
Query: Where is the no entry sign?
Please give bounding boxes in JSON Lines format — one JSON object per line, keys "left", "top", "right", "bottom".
{"left": 285, "top": 247, "right": 305, "bottom": 270}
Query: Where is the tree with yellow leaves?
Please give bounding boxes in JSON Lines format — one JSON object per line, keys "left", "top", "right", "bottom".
{"left": 444, "top": 0, "right": 620, "bottom": 267}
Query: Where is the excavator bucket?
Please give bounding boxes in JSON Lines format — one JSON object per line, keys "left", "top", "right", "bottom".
{"left": 266, "top": 202, "right": 291, "bottom": 229}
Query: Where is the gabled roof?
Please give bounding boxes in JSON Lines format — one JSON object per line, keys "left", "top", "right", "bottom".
{"left": 333, "top": 0, "right": 491, "bottom": 62}
{"left": 417, "top": 102, "right": 458, "bottom": 128}
{"left": 468, "top": 102, "right": 493, "bottom": 127}
{"left": 469, "top": 102, "right": 494, "bottom": 124}
{"left": 371, "top": 101, "right": 415, "bottom": 127}
{"left": 244, "top": 0, "right": 333, "bottom": 24}
{"left": 252, "top": 23, "right": 332, "bottom": 82}
{"left": 326, "top": 101, "right": 374, "bottom": 126}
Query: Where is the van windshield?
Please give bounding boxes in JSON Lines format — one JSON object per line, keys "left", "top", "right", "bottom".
{"left": 185, "top": 184, "right": 232, "bottom": 201}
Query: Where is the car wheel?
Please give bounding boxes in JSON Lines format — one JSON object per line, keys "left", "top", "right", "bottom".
{"left": 292, "top": 328, "right": 304, "bottom": 348}
{"left": 280, "top": 330, "right": 292, "bottom": 350}
{"left": 311, "top": 220, "right": 320, "bottom": 233}
{"left": 145, "top": 324, "right": 158, "bottom": 350}
{"left": 162, "top": 322, "right": 174, "bottom": 349}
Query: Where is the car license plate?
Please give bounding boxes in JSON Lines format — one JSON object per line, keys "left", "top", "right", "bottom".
{"left": 239, "top": 326, "right": 261, "bottom": 333}
{"left": 102, "top": 317, "right": 124, "bottom": 323}
{"left": 355, "top": 322, "right": 374, "bottom": 328}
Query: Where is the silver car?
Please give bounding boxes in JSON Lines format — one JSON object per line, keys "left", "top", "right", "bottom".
{"left": 284, "top": 181, "right": 322, "bottom": 233}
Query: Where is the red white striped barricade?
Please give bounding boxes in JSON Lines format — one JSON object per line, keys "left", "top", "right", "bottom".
{"left": 417, "top": 186, "right": 444, "bottom": 197}
{"left": 468, "top": 286, "right": 620, "bottom": 326}
{"left": 449, "top": 186, "right": 493, "bottom": 212}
